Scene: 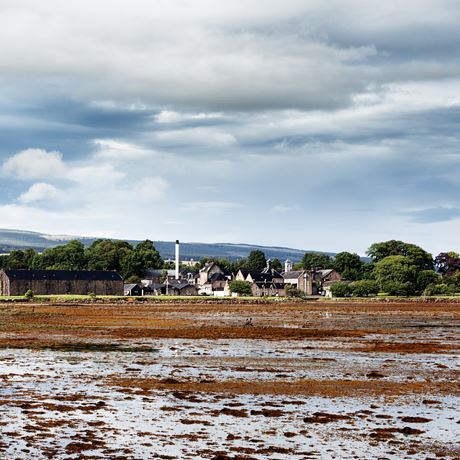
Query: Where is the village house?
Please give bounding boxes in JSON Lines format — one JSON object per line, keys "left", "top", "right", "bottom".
{"left": 142, "top": 269, "right": 176, "bottom": 285}
{"left": 197, "top": 262, "right": 232, "bottom": 295}
{"left": 282, "top": 265, "right": 342, "bottom": 295}
{"left": 0, "top": 269, "right": 123, "bottom": 296}
{"left": 317, "top": 269, "right": 342, "bottom": 285}
{"left": 235, "top": 261, "right": 286, "bottom": 297}
{"left": 164, "top": 279, "right": 198, "bottom": 296}
{"left": 251, "top": 281, "right": 286, "bottom": 297}
{"left": 282, "top": 269, "right": 315, "bottom": 294}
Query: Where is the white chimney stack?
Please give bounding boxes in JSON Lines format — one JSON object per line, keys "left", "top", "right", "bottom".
{"left": 175, "top": 240, "right": 180, "bottom": 280}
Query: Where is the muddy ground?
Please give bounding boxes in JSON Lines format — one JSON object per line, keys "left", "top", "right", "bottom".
{"left": 0, "top": 300, "right": 459, "bottom": 459}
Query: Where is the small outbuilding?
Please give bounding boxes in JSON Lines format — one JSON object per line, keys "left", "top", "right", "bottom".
{"left": 124, "top": 283, "right": 143, "bottom": 296}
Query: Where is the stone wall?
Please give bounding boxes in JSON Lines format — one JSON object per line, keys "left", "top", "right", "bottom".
{"left": 0, "top": 271, "right": 10, "bottom": 296}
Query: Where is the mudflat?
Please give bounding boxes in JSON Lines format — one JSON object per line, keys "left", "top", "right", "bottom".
{"left": 0, "top": 300, "right": 459, "bottom": 459}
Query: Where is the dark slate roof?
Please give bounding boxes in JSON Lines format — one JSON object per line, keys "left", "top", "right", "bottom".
{"left": 209, "top": 272, "right": 227, "bottom": 282}
{"left": 4, "top": 269, "right": 123, "bottom": 281}
{"left": 261, "top": 267, "right": 283, "bottom": 278}
{"left": 239, "top": 269, "right": 273, "bottom": 282}
{"left": 255, "top": 281, "right": 285, "bottom": 289}
{"left": 283, "top": 270, "right": 304, "bottom": 279}
{"left": 146, "top": 282, "right": 165, "bottom": 289}
{"left": 200, "top": 262, "right": 215, "bottom": 272}
{"left": 238, "top": 269, "right": 250, "bottom": 278}
{"left": 145, "top": 269, "right": 175, "bottom": 277}
{"left": 168, "top": 279, "right": 196, "bottom": 290}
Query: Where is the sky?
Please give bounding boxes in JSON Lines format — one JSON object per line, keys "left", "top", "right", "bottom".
{"left": 0, "top": 0, "right": 459, "bottom": 256}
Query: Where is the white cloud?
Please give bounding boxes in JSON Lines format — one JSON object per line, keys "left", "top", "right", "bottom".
{"left": 181, "top": 201, "right": 242, "bottom": 213}
{"left": 69, "top": 164, "right": 125, "bottom": 188}
{"left": 130, "top": 177, "right": 169, "bottom": 200}
{"left": 1, "top": 2, "right": 460, "bottom": 254}
{"left": 155, "top": 110, "right": 224, "bottom": 124}
{"left": 270, "top": 204, "right": 296, "bottom": 213}
{"left": 1, "top": 142, "right": 170, "bottom": 223}
{"left": 2, "top": 149, "right": 65, "bottom": 180}
{"left": 0, "top": 1, "right": 457, "bottom": 114}
{"left": 18, "top": 182, "right": 59, "bottom": 203}
{"left": 92, "top": 139, "right": 155, "bottom": 161}
{"left": 155, "top": 128, "right": 237, "bottom": 147}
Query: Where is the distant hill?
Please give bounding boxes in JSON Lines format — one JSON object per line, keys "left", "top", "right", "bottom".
{"left": 0, "top": 228, "right": 334, "bottom": 262}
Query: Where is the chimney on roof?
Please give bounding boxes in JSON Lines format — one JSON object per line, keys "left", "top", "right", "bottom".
{"left": 175, "top": 240, "right": 180, "bottom": 280}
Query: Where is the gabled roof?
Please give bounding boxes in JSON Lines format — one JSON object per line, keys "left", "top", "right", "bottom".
{"left": 200, "top": 262, "right": 215, "bottom": 273}
{"left": 254, "top": 281, "right": 285, "bottom": 289}
{"left": 3, "top": 269, "right": 122, "bottom": 281}
{"left": 123, "top": 283, "right": 144, "bottom": 292}
{"left": 317, "top": 269, "right": 334, "bottom": 278}
{"left": 239, "top": 267, "right": 283, "bottom": 281}
{"left": 124, "top": 283, "right": 141, "bottom": 290}
{"left": 261, "top": 267, "right": 283, "bottom": 278}
{"left": 221, "top": 268, "right": 232, "bottom": 277}
{"left": 209, "top": 272, "right": 228, "bottom": 282}
{"left": 283, "top": 270, "right": 304, "bottom": 279}
{"left": 168, "top": 279, "right": 196, "bottom": 290}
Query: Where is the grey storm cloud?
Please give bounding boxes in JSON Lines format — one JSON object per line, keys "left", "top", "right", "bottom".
{"left": 0, "top": 0, "right": 458, "bottom": 111}
{"left": 406, "top": 207, "right": 460, "bottom": 224}
{"left": 0, "top": 0, "right": 460, "bottom": 254}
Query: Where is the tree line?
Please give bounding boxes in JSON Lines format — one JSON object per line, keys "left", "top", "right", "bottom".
{"left": 1, "top": 239, "right": 460, "bottom": 296}
{"left": 0, "top": 239, "right": 162, "bottom": 281}
{"left": 328, "top": 242, "right": 460, "bottom": 297}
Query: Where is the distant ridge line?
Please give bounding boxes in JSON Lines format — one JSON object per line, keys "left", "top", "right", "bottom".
{"left": 0, "top": 228, "right": 334, "bottom": 262}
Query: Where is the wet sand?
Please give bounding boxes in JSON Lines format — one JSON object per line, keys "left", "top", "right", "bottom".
{"left": 0, "top": 300, "right": 459, "bottom": 459}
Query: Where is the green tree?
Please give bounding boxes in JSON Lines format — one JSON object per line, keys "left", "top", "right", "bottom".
{"left": 228, "top": 280, "right": 252, "bottom": 296}
{"left": 374, "top": 255, "right": 418, "bottom": 295}
{"left": 367, "top": 240, "right": 433, "bottom": 270}
{"left": 120, "top": 251, "right": 144, "bottom": 279}
{"left": 333, "top": 252, "right": 364, "bottom": 280}
{"left": 383, "top": 281, "right": 415, "bottom": 296}
{"left": 125, "top": 275, "right": 142, "bottom": 284}
{"left": 301, "top": 252, "right": 334, "bottom": 270}
{"left": 58, "top": 240, "right": 87, "bottom": 269}
{"left": 350, "top": 279, "right": 379, "bottom": 297}
{"left": 86, "top": 239, "right": 133, "bottom": 272}
{"left": 245, "top": 250, "right": 267, "bottom": 271}
{"left": 285, "top": 284, "right": 304, "bottom": 298}
{"left": 32, "top": 241, "right": 87, "bottom": 270}
{"left": 0, "top": 254, "right": 7, "bottom": 269}
{"left": 361, "top": 262, "right": 375, "bottom": 280}
{"left": 5, "top": 249, "right": 38, "bottom": 269}
{"left": 270, "top": 258, "right": 283, "bottom": 272}
{"left": 416, "top": 270, "right": 441, "bottom": 291}
{"left": 423, "top": 283, "right": 456, "bottom": 296}
{"left": 135, "top": 240, "right": 163, "bottom": 270}
{"left": 330, "top": 282, "right": 352, "bottom": 297}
